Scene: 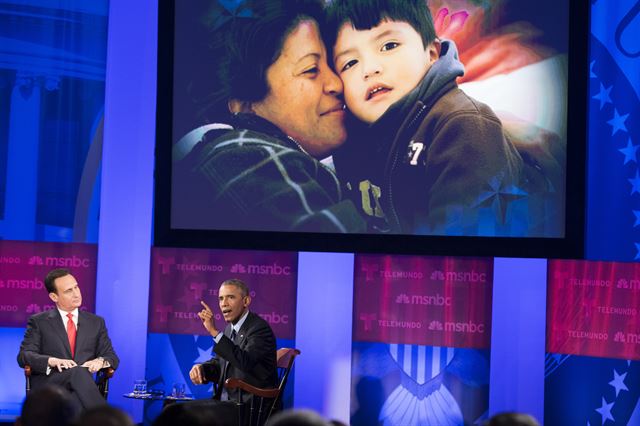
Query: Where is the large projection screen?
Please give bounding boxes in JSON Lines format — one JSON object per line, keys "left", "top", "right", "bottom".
{"left": 155, "top": 0, "right": 588, "bottom": 257}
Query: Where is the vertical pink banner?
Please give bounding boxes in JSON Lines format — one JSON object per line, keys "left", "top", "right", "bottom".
{"left": 0, "top": 241, "right": 97, "bottom": 327}
{"left": 547, "top": 259, "right": 640, "bottom": 360}
{"left": 353, "top": 254, "right": 493, "bottom": 348}
{"left": 149, "top": 247, "right": 297, "bottom": 339}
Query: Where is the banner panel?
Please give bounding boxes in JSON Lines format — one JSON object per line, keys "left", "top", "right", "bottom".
{"left": 353, "top": 254, "right": 493, "bottom": 348}
{"left": 547, "top": 259, "right": 640, "bottom": 360}
{"left": 0, "top": 241, "right": 97, "bottom": 327}
{"left": 149, "top": 247, "right": 297, "bottom": 339}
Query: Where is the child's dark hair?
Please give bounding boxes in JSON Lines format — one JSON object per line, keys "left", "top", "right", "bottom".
{"left": 325, "top": 0, "right": 436, "bottom": 52}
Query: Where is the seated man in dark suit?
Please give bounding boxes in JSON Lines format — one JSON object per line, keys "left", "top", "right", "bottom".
{"left": 17, "top": 268, "right": 119, "bottom": 411}
{"left": 189, "top": 278, "right": 278, "bottom": 404}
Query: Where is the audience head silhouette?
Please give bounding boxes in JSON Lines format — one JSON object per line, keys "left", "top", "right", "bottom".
{"left": 152, "top": 400, "right": 237, "bottom": 426}
{"left": 485, "top": 412, "right": 541, "bottom": 426}
{"left": 16, "top": 385, "right": 77, "bottom": 426}
{"left": 74, "top": 405, "right": 134, "bottom": 426}
{"left": 266, "top": 409, "right": 330, "bottom": 426}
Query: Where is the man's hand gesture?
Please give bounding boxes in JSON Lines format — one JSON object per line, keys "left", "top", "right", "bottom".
{"left": 197, "top": 301, "right": 219, "bottom": 337}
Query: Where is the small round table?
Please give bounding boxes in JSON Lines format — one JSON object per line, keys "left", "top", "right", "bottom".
{"left": 123, "top": 392, "right": 194, "bottom": 406}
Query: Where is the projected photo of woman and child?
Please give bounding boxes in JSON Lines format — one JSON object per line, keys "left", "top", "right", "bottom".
{"left": 169, "top": 0, "right": 569, "bottom": 239}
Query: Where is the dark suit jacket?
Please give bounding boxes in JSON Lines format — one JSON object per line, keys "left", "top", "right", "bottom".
{"left": 17, "top": 309, "right": 119, "bottom": 389}
{"left": 201, "top": 311, "right": 277, "bottom": 402}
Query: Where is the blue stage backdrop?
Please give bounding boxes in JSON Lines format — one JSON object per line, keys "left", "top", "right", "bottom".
{"left": 586, "top": 0, "right": 640, "bottom": 261}
{"left": 2, "top": 0, "right": 640, "bottom": 424}
{"left": 0, "top": 2, "right": 108, "bottom": 420}
{"left": 0, "top": 0, "right": 108, "bottom": 243}
{"left": 545, "top": 260, "right": 640, "bottom": 425}
{"left": 553, "top": 1, "right": 640, "bottom": 423}
{"left": 351, "top": 255, "right": 493, "bottom": 425}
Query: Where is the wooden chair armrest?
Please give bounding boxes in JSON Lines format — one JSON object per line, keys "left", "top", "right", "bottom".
{"left": 99, "top": 367, "right": 115, "bottom": 379}
{"left": 224, "top": 378, "right": 279, "bottom": 399}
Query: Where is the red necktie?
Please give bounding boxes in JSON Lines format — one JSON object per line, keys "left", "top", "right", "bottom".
{"left": 66, "top": 313, "right": 76, "bottom": 358}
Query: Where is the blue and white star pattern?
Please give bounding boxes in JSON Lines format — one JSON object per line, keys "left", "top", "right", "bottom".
{"left": 586, "top": 0, "right": 640, "bottom": 261}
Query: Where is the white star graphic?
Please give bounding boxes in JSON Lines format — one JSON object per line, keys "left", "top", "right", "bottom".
{"left": 608, "top": 369, "right": 628, "bottom": 397}
{"left": 593, "top": 83, "right": 613, "bottom": 110}
{"left": 194, "top": 345, "right": 214, "bottom": 364}
{"left": 633, "top": 211, "right": 640, "bottom": 227}
{"left": 618, "top": 138, "right": 638, "bottom": 164}
{"left": 635, "top": 243, "right": 640, "bottom": 260}
{"left": 607, "top": 109, "right": 629, "bottom": 136}
{"left": 595, "top": 397, "right": 615, "bottom": 424}
{"left": 628, "top": 171, "right": 640, "bottom": 195}
{"left": 590, "top": 60, "right": 597, "bottom": 78}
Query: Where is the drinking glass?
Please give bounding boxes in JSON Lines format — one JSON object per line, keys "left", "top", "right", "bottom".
{"left": 172, "top": 382, "right": 186, "bottom": 398}
{"left": 133, "top": 379, "right": 147, "bottom": 395}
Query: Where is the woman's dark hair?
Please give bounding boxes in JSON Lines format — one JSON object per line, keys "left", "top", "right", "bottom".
{"left": 325, "top": 0, "right": 437, "bottom": 53}
{"left": 194, "top": 0, "right": 326, "bottom": 123}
